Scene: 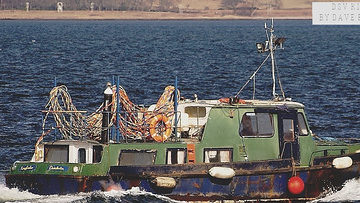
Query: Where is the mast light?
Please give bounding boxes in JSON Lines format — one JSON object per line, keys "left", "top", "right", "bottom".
{"left": 256, "top": 43, "right": 266, "bottom": 53}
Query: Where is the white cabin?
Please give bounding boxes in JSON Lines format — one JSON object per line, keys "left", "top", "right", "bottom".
{"left": 148, "top": 99, "right": 219, "bottom": 137}
{"left": 31, "top": 140, "right": 103, "bottom": 164}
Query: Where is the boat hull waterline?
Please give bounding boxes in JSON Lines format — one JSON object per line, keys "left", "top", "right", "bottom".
{"left": 6, "top": 153, "right": 360, "bottom": 201}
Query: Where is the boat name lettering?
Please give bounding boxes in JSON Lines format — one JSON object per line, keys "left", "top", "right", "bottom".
{"left": 20, "top": 165, "right": 36, "bottom": 171}
{"left": 48, "top": 165, "right": 68, "bottom": 171}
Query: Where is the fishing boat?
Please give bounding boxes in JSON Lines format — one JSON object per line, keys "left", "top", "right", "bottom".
{"left": 5, "top": 21, "right": 360, "bottom": 201}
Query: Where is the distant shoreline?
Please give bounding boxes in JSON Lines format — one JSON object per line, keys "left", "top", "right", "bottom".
{"left": 0, "top": 10, "right": 312, "bottom": 20}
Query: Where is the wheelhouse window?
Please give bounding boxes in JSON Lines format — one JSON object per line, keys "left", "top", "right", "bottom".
{"left": 78, "top": 148, "right": 86, "bottom": 163}
{"left": 204, "top": 148, "right": 232, "bottom": 163}
{"left": 239, "top": 112, "right": 274, "bottom": 137}
{"left": 166, "top": 148, "right": 186, "bottom": 164}
{"left": 283, "top": 119, "right": 295, "bottom": 142}
{"left": 93, "top": 145, "right": 103, "bottom": 163}
{"left": 118, "top": 150, "right": 156, "bottom": 166}
{"left": 297, "top": 113, "right": 309, "bottom": 136}
{"left": 44, "top": 145, "right": 69, "bottom": 163}
{"left": 185, "top": 106, "right": 206, "bottom": 118}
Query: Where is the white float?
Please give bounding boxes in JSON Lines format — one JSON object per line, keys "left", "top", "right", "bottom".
{"left": 153, "top": 177, "right": 176, "bottom": 188}
{"left": 209, "top": 167, "right": 235, "bottom": 179}
{"left": 332, "top": 156, "right": 353, "bottom": 169}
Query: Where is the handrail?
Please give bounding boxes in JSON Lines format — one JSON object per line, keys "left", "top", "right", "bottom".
{"left": 308, "top": 148, "right": 348, "bottom": 166}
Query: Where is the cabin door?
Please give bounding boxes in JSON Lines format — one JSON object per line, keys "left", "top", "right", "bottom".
{"left": 278, "top": 111, "right": 300, "bottom": 162}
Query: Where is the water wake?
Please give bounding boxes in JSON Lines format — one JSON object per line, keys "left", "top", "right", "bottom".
{"left": 314, "top": 178, "right": 360, "bottom": 202}
{"left": 0, "top": 181, "right": 181, "bottom": 203}
{"left": 74, "top": 187, "right": 183, "bottom": 203}
{"left": 0, "top": 183, "right": 40, "bottom": 202}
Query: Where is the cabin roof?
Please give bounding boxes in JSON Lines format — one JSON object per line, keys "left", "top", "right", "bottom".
{"left": 178, "top": 99, "right": 305, "bottom": 109}
{"left": 216, "top": 99, "right": 305, "bottom": 109}
{"left": 43, "top": 139, "right": 101, "bottom": 145}
{"left": 244, "top": 100, "right": 304, "bottom": 108}
{"left": 178, "top": 99, "right": 220, "bottom": 106}
{"left": 179, "top": 99, "right": 304, "bottom": 108}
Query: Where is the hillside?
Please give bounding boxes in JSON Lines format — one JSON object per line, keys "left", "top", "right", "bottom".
{"left": 181, "top": 0, "right": 312, "bottom": 10}
{"left": 0, "top": 0, "right": 340, "bottom": 20}
{"left": 0, "top": 0, "right": 313, "bottom": 11}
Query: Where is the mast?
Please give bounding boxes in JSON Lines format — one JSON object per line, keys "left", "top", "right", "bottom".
{"left": 236, "top": 19, "right": 286, "bottom": 100}
{"left": 269, "top": 20, "right": 276, "bottom": 98}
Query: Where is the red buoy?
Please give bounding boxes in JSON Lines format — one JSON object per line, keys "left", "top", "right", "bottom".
{"left": 288, "top": 176, "right": 305, "bottom": 195}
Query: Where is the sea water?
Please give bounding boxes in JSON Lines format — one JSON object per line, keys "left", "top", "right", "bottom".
{"left": 0, "top": 20, "right": 359, "bottom": 202}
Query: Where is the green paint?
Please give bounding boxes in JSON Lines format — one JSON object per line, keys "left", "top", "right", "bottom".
{"left": 8, "top": 103, "right": 360, "bottom": 177}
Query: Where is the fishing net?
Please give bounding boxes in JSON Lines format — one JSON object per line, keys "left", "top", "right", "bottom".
{"left": 41, "top": 85, "right": 179, "bottom": 142}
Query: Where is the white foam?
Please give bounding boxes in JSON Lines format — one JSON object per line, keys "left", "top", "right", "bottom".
{"left": 0, "top": 183, "right": 40, "bottom": 202}
{"left": 315, "top": 178, "right": 360, "bottom": 202}
{"left": 103, "top": 187, "right": 184, "bottom": 202}
{"left": 0, "top": 182, "right": 182, "bottom": 203}
{"left": 0, "top": 173, "right": 86, "bottom": 203}
{"left": 28, "top": 193, "right": 86, "bottom": 203}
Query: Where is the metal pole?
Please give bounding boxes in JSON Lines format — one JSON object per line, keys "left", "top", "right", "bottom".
{"left": 111, "top": 75, "right": 115, "bottom": 141}
{"left": 101, "top": 82, "right": 113, "bottom": 144}
{"left": 116, "top": 76, "right": 120, "bottom": 142}
{"left": 70, "top": 115, "right": 72, "bottom": 138}
{"left": 174, "top": 76, "right": 178, "bottom": 141}
{"left": 270, "top": 22, "right": 276, "bottom": 99}
{"left": 54, "top": 77, "right": 57, "bottom": 140}
{"left": 110, "top": 76, "right": 115, "bottom": 141}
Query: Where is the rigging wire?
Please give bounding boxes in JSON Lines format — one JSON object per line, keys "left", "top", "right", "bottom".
{"left": 235, "top": 53, "right": 271, "bottom": 98}
{"left": 273, "top": 53, "right": 286, "bottom": 99}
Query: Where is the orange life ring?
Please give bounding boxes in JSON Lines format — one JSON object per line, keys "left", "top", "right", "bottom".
{"left": 149, "top": 114, "right": 172, "bottom": 142}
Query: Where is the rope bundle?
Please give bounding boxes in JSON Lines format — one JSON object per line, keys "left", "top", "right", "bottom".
{"left": 42, "top": 85, "right": 179, "bottom": 142}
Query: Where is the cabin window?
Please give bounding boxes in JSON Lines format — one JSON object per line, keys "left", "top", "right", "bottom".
{"left": 118, "top": 150, "right": 156, "bottom": 166}
{"left": 78, "top": 148, "right": 86, "bottom": 163}
{"left": 44, "top": 145, "right": 69, "bottom": 163}
{"left": 283, "top": 119, "right": 295, "bottom": 142}
{"left": 93, "top": 145, "right": 103, "bottom": 163}
{"left": 204, "top": 148, "right": 232, "bottom": 163}
{"left": 239, "top": 113, "right": 274, "bottom": 137}
{"left": 185, "top": 106, "right": 206, "bottom": 118}
{"left": 297, "top": 113, "right": 308, "bottom": 136}
{"left": 166, "top": 148, "right": 186, "bottom": 164}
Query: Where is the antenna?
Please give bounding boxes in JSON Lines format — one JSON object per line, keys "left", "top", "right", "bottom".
{"left": 269, "top": 20, "right": 276, "bottom": 98}
{"left": 236, "top": 20, "right": 286, "bottom": 100}
{"left": 267, "top": 20, "right": 286, "bottom": 99}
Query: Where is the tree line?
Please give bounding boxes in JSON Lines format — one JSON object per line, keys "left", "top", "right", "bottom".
{"left": 0, "top": 0, "right": 281, "bottom": 15}
{"left": 0, "top": 0, "right": 180, "bottom": 11}
{"left": 221, "top": 0, "right": 282, "bottom": 16}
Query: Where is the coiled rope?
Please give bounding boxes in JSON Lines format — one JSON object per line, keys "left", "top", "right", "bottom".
{"left": 41, "top": 85, "right": 179, "bottom": 142}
